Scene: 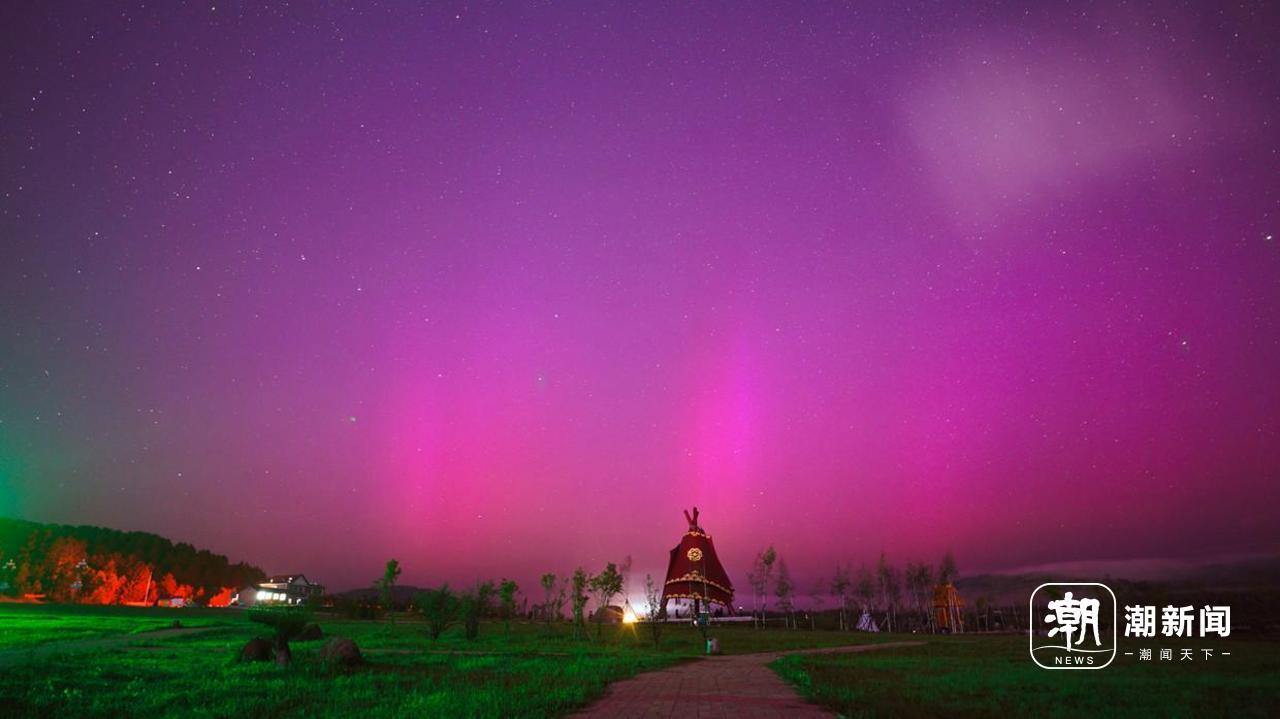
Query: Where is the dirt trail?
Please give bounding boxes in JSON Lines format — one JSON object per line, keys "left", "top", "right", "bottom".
{"left": 572, "top": 640, "right": 925, "bottom": 719}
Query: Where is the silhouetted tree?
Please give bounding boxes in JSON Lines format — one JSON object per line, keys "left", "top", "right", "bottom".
{"left": 499, "top": 578, "right": 519, "bottom": 639}
{"left": 748, "top": 546, "right": 777, "bottom": 628}
{"left": 588, "top": 563, "right": 624, "bottom": 640}
{"left": 0, "top": 555, "right": 15, "bottom": 595}
{"left": 642, "top": 574, "right": 666, "bottom": 648}
{"left": 908, "top": 561, "right": 936, "bottom": 632}
{"left": 810, "top": 579, "right": 827, "bottom": 630}
{"left": 618, "top": 555, "right": 632, "bottom": 602}
{"left": 571, "top": 567, "right": 590, "bottom": 640}
{"left": 876, "top": 552, "right": 900, "bottom": 632}
{"left": 417, "top": 585, "right": 458, "bottom": 640}
{"left": 539, "top": 573, "right": 556, "bottom": 619}
{"left": 459, "top": 581, "right": 494, "bottom": 640}
{"left": 831, "top": 565, "right": 852, "bottom": 631}
{"left": 774, "top": 558, "right": 795, "bottom": 629}
{"left": 539, "top": 572, "right": 570, "bottom": 634}
{"left": 855, "top": 564, "right": 875, "bottom": 612}
{"left": 939, "top": 552, "right": 958, "bottom": 584}
{"left": 376, "top": 559, "right": 402, "bottom": 626}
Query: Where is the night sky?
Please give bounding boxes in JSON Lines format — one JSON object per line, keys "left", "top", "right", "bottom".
{"left": 2, "top": 1, "right": 1278, "bottom": 592}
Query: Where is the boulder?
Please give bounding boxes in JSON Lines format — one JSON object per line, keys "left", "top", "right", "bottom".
{"left": 296, "top": 623, "right": 324, "bottom": 641}
{"left": 239, "top": 637, "right": 272, "bottom": 662}
{"left": 319, "top": 637, "right": 363, "bottom": 667}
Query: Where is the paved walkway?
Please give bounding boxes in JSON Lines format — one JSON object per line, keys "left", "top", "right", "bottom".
{"left": 0, "top": 626, "right": 219, "bottom": 668}
{"left": 572, "top": 641, "right": 924, "bottom": 718}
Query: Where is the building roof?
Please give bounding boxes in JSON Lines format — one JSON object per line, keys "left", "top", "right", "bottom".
{"left": 265, "top": 574, "right": 311, "bottom": 584}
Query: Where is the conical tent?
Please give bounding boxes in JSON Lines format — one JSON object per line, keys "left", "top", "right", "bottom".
{"left": 661, "top": 507, "right": 734, "bottom": 612}
{"left": 933, "top": 582, "right": 965, "bottom": 633}
{"left": 856, "top": 610, "right": 879, "bottom": 632}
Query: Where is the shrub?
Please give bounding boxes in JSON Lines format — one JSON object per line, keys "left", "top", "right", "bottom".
{"left": 416, "top": 585, "right": 458, "bottom": 640}
{"left": 459, "top": 581, "right": 495, "bottom": 640}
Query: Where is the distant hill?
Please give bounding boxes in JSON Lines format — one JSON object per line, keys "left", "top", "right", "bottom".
{"left": 333, "top": 585, "right": 430, "bottom": 606}
{"left": 0, "top": 516, "right": 264, "bottom": 605}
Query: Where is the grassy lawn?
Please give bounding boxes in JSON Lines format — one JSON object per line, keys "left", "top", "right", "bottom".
{"left": 17, "top": 604, "right": 1272, "bottom": 717}
{"left": 0, "top": 625, "right": 676, "bottom": 718}
{"left": 771, "top": 634, "right": 1280, "bottom": 719}
{"left": 0, "top": 604, "right": 885, "bottom": 717}
{"left": 0, "top": 603, "right": 234, "bottom": 651}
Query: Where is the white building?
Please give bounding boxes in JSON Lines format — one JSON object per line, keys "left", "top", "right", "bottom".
{"left": 233, "top": 574, "right": 324, "bottom": 606}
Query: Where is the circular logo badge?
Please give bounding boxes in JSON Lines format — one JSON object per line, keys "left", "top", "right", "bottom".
{"left": 686, "top": 547, "right": 704, "bottom": 562}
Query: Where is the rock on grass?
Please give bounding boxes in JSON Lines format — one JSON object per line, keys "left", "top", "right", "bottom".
{"left": 320, "top": 637, "right": 363, "bottom": 667}
{"left": 239, "top": 638, "right": 272, "bottom": 662}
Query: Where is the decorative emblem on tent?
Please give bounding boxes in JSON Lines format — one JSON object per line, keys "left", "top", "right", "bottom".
{"left": 661, "top": 507, "right": 734, "bottom": 614}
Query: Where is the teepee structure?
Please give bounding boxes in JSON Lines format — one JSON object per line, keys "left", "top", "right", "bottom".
{"left": 856, "top": 609, "right": 879, "bottom": 632}
{"left": 661, "top": 507, "right": 734, "bottom": 614}
{"left": 933, "top": 582, "right": 965, "bottom": 633}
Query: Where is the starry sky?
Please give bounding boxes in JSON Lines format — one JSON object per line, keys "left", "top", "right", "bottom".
{"left": 2, "top": 1, "right": 1278, "bottom": 592}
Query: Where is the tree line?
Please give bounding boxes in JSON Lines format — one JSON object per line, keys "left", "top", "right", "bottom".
{"left": 747, "top": 545, "right": 960, "bottom": 632}
{"left": 369, "top": 557, "right": 652, "bottom": 643}
{"left": 359, "top": 548, "right": 964, "bottom": 641}
{"left": 0, "top": 517, "right": 264, "bottom": 605}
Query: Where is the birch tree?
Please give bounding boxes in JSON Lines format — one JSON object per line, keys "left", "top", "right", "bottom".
{"left": 831, "top": 565, "right": 852, "bottom": 631}
{"left": 774, "top": 557, "right": 794, "bottom": 629}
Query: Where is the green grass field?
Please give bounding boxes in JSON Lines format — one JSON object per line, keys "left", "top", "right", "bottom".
{"left": 771, "top": 635, "right": 1280, "bottom": 719}
{"left": 0, "top": 603, "right": 234, "bottom": 651}
{"left": 2, "top": 604, "right": 1277, "bottom": 718}
{"left": 0, "top": 604, "right": 884, "bottom": 718}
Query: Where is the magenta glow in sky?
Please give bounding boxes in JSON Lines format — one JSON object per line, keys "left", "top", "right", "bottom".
{"left": 2, "top": 2, "right": 1278, "bottom": 590}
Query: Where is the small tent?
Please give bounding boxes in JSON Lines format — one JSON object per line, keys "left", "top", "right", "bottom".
{"left": 592, "top": 605, "right": 626, "bottom": 623}
{"left": 856, "top": 610, "right": 879, "bottom": 632}
{"left": 933, "top": 583, "right": 965, "bottom": 633}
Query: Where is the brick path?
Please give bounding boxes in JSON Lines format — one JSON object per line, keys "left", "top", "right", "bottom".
{"left": 572, "top": 640, "right": 924, "bottom": 718}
